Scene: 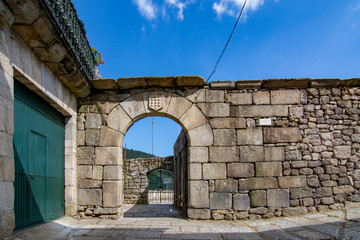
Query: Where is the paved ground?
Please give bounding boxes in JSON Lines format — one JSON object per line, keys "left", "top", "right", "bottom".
{"left": 12, "top": 205, "right": 360, "bottom": 240}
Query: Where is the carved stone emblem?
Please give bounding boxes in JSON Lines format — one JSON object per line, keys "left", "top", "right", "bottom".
{"left": 148, "top": 94, "right": 163, "bottom": 111}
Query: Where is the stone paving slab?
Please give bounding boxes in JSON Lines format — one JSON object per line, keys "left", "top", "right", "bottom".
{"left": 11, "top": 206, "right": 360, "bottom": 240}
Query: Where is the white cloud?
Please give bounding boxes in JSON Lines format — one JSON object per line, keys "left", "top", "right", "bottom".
{"left": 213, "top": 0, "right": 265, "bottom": 18}
{"left": 165, "top": 0, "right": 195, "bottom": 20}
{"left": 133, "top": 0, "right": 157, "bottom": 20}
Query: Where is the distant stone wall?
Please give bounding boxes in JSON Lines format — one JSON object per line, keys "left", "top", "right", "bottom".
{"left": 124, "top": 156, "right": 174, "bottom": 204}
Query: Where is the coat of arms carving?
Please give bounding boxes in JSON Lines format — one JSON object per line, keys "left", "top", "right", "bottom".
{"left": 148, "top": 94, "right": 163, "bottom": 111}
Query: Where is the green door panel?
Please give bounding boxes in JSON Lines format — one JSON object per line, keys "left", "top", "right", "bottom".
{"left": 148, "top": 169, "right": 174, "bottom": 190}
{"left": 13, "top": 81, "right": 65, "bottom": 230}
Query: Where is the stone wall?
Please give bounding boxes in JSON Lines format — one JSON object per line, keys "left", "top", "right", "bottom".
{"left": 124, "top": 156, "right": 174, "bottom": 204}
{"left": 80, "top": 77, "right": 360, "bottom": 221}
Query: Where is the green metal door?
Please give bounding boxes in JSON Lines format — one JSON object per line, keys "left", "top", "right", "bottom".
{"left": 148, "top": 169, "right": 174, "bottom": 204}
{"left": 13, "top": 81, "right": 65, "bottom": 230}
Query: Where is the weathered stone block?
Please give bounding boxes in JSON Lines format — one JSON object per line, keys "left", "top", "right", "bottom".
{"left": 264, "top": 147, "right": 285, "bottom": 161}
{"left": 213, "top": 129, "right": 236, "bottom": 146}
{"left": 210, "top": 193, "right": 232, "bottom": 210}
{"left": 78, "top": 179, "right": 102, "bottom": 189}
{"left": 239, "top": 177, "right": 278, "bottom": 190}
{"left": 253, "top": 91, "right": 270, "bottom": 105}
{"left": 92, "top": 166, "right": 103, "bottom": 180}
{"left": 120, "top": 94, "right": 146, "bottom": 121}
{"left": 117, "top": 77, "right": 147, "bottom": 89}
{"left": 225, "top": 93, "right": 252, "bottom": 105}
{"left": 250, "top": 190, "right": 266, "bottom": 207}
{"left": 237, "top": 129, "right": 263, "bottom": 145}
{"left": 0, "top": 209, "right": 15, "bottom": 237}
{"left": 278, "top": 176, "right": 307, "bottom": 188}
{"left": 240, "top": 146, "right": 264, "bottom": 162}
{"left": 264, "top": 128, "right": 302, "bottom": 143}
{"left": 106, "top": 105, "right": 132, "bottom": 134}
{"left": 333, "top": 185, "right": 354, "bottom": 195}
{"left": 85, "top": 129, "right": 99, "bottom": 146}
{"left": 78, "top": 165, "right": 92, "bottom": 179}
{"left": 99, "top": 126, "right": 123, "bottom": 147}
{"left": 282, "top": 207, "right": 308, "bottom": 217}
{"left": 189, "top": 147, "right": 208, "bottom": 163}
{"left": 205, "top": 90, "right": 224, "bottom": 102}
{"left": 334, "top": 146, "right": 351, "bottom": 159}
{"left": 256, "top": 162, "right": 282, "bottom": 177}
{"left": 0, "top": 156, "right": 14, "bottom": 182}
{"left": 233, "top": 194, "right": 250, "bottom": 211}
{"left": 197, "top": 103, "right": 230, "bottom": 117}
{"left": 227, "top": 163, "right": 254, "bottom": 178}
{"left": 176, "top": 76, "right": 206, "bottom": 87}
{"left": 189, "top": 181, "right": 209, "bottom": 208}
{"left": 92, "top": 78, "right": 117, "bottom": 90}
{"left": 209, "top": 146, "right": 238, "bottom": 162}
{"left": 0, "top": 132, "right": 13, "bottom": 157}
{"left": 289, "top": 106, "right": 304, "bottom": 119}
{"left": 209, "top": 118, "right": 246, "bottom": 129}
{"left": 103, "top": 181, "right": 122, "bottom": 208}
{"left": 95, "top": 147, "right": 122, "bottom": 165}
{"left": 187, "top": 209, "right": 211, "bottom": 219}
{"left": 210, "top": 81, "right": 236, "bottom": 90}
{"left": 77, "top": 146, "right": 95, "bottom": 165}
{"left": 236, "top": 80, "right": 262, "bottom": 89}
{"left": 78, "top": 189, "right": 102, "bottom": 205}
{"left": 103, "top": 166, "right": 123, "bottom": 180}
{"left": 267, "top": 189, "right": 289, "bottom": 207}
{"left": 203, "top": 163, "right": 226, "bottom": 179}
{"left": 0, "top": 182, "right": 14, "bottom": 211}
{"left": 188, "top": 123, "right": 214, "bottom": 147}
{"left": 215, "top": 179, "right": 238, "bottom": 192}
{"left": 189, "top": 163, "right": 202, "bottom": 180}
{"left": 85, "top": 113, "right": 102, "bottom": 129}
{"left": 290, "top": 188, "right": 313, "bottom": 199}
{"left": 77, "top": 130, "right": 85, "bottom": 146}
{"left": 236, "top": 105, "right": 288, "bottom": 117}
{"left": 271, "top": 90, "right": 301, "bottom": 105}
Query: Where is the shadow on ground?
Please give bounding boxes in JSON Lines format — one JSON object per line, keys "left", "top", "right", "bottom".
{"left": 12, "top": 208, "right": 360, "bottom": 240}
{"left": 123, "top": 204, "right": 183, "bottom": 218}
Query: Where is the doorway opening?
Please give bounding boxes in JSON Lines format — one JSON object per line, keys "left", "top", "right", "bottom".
{"left": 122, "top": 116, "right": 187, "bottom": 218}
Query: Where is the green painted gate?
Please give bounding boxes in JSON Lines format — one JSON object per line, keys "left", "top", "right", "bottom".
{"left": 148, "top": 169, "right": 174, "bottom": 204}
{"left": 13, "top": 81, "right": 65, "bottom": 230}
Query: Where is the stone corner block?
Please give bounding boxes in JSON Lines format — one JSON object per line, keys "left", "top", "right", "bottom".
{"left": 188, "top": 123, "right": 214, "bottom": 147}
{"left": 78, "top": 189, "right": 102, "bottom": 205}
{"left": 189, "top": 181, "right": 209, "bottom": 208}
{"left": 187, "top": 208, "right": 211, "bottom": 219}
{"left": 95, "top": 147, "right": 122, "bottom": 165}
{"left": 203, "top": 163, "right": 226, "bottom": 180}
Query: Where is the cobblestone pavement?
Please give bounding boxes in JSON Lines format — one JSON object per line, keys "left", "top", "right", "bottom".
{"left": 12, "top": 205, "right": 360, "bottom": 240}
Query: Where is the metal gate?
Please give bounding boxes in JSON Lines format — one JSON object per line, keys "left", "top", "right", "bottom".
{"left": 147, "top": 169, "right": 174, "bottom": 204}
{"left": 13, "top": 81, "right": 65, "bottom": 230}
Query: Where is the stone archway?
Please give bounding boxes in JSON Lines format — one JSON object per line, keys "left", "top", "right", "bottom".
{"left": 101, "top": 91, "right": 213, "bottom": 217}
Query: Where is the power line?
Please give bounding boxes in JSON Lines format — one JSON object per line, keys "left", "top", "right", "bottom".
{"left": 207, "top": 0, "right": 248, "bottom": 82}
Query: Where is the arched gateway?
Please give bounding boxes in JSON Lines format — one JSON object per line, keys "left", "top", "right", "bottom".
{"left": 77, "top": 76, "right": 360, "bottom": 221}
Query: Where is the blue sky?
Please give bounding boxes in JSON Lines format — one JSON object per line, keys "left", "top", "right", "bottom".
{"left": 73, "top": 0, "right": 360, "bottom": 156}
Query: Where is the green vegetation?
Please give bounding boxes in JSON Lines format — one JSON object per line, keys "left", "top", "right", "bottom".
{"left": 124, "top": 148, "right": 155, "bottom": 159}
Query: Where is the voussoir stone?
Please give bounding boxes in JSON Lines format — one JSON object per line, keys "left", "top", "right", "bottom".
{"left": 264, "top": 127, "right": 302, "bottom": 143}
{"left": 99, "top": 126, "right": 123, "bottom": 147}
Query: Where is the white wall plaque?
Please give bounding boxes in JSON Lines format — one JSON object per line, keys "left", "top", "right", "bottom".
{"left": 259, "top": 119, "right": 272, "bottom": 126}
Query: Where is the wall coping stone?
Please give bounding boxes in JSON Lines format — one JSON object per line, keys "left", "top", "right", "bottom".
{"left": 93, "top": 78, "right": 360, "bottom": 91}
